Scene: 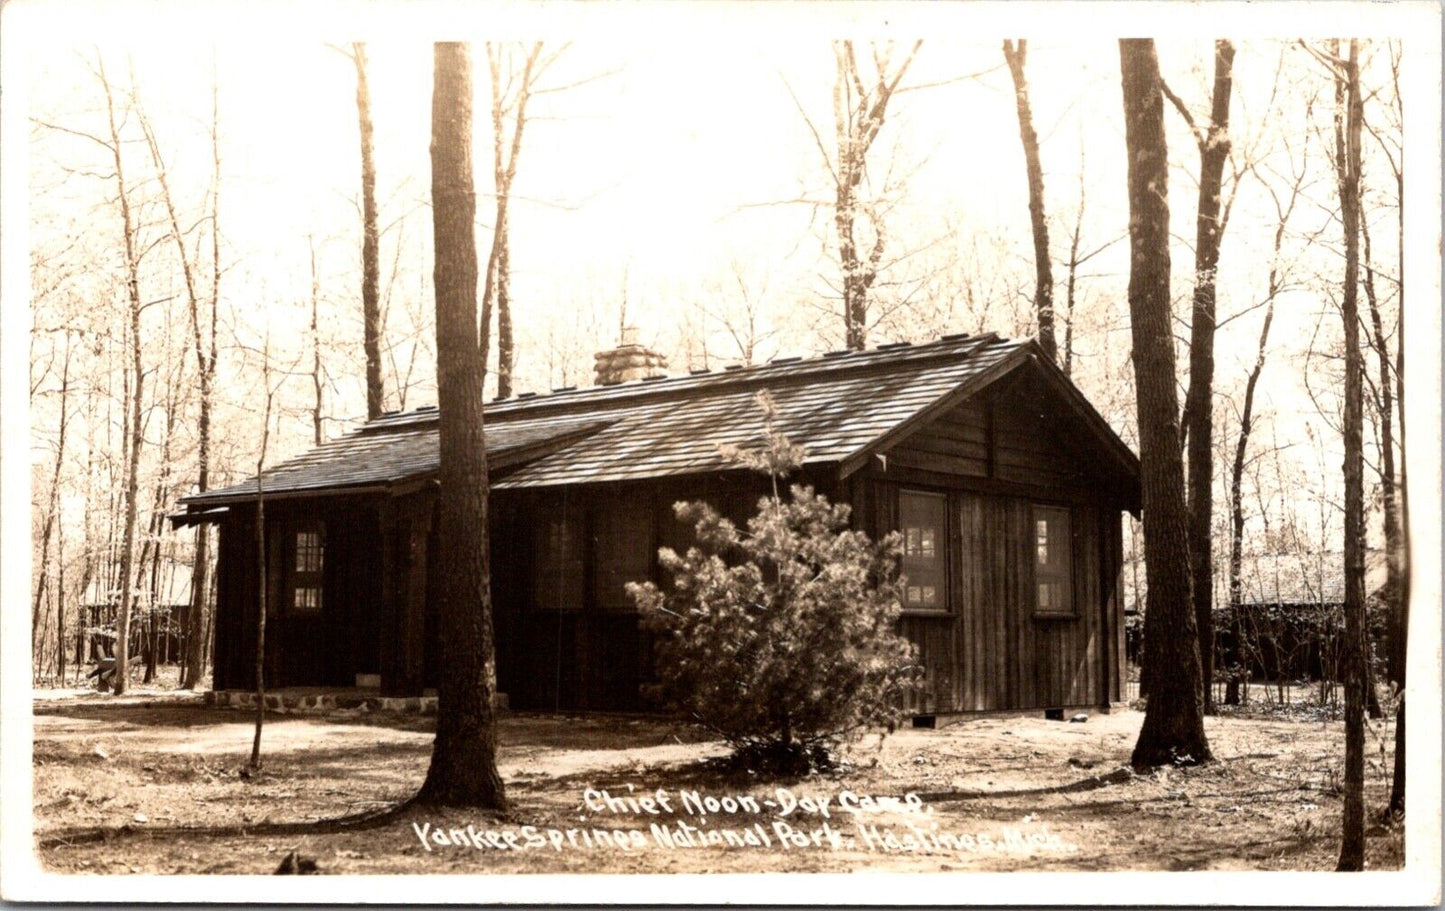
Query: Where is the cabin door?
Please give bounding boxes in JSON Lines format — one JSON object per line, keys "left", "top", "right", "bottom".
{"left": 264, "top": 519, "right": 329, "bottom": 688}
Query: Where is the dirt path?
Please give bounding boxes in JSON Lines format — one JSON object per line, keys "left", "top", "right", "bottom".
{"left": 32, "top": 702, "right": 1402, "bottom": 874}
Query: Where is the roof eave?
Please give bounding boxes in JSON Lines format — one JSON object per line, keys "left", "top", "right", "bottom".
{"left": 175, "top": 481, "right": 398, "bottom": 516}
{"left": 174, "top": 417, "right": 618, "bottom": 515}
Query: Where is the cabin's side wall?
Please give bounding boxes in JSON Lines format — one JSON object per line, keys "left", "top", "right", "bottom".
{"left": 209, "top": 499, "right": 386, "bottom": 692}
{"left": 854, "top": 369, "right": 1128, "bottom": 714}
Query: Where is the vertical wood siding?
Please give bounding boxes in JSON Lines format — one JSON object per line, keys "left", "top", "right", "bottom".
{"left": 875, "top": 374, "right": 1127, "bottom": 713}
{"left": 881, "top": 487, "right": 1118, "bottom": 713}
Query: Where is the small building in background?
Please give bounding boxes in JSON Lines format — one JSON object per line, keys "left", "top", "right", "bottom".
{"left": 1214, "top": 550, "right": 1388, "bottom": 683}
{"left": 80, "top": 557, "right": 193, "bottom": 665}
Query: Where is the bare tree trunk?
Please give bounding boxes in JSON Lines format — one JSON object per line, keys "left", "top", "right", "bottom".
{"left": 1362, "top": 216, "right": 1400, "bottom": 721}
{"left": 495, "top": 231, "right": 514, "bottom": 399}
{"left": 57, "top": 521, "right": 67, "bottom": 684}
{"left": 310, "top": 236, "right": 324, "bottom": 445}
{"left": 140, "top": 372, "right": 179, "bottom": 685}
{"left": 183, "top": 67, "right": 222, "bottom": 690}
{"left": 1119, "top": 39, "right": 1211, "bottom": 768}
{"left": 481, "top": 42, "right": 541, "bottom": 398}
{"left": 250, "top": 495, "right": 266, "bottom": 770}
{"left": 1168, "top": 41, "right": 1235, "bottom": 714}
{"left": 1002, "top": 40, "right": 1056, "bottom": 361}
{"left": 826, "top": 41, "right": 919, "bottom": 351}
{"left": 140, "top": 526, "right": 159, "bottom": 683}
{"left": 1228, "top": 203, "right": 1292, "bottom": 661}
{"left": 202, "top": 569, "right": 217, "bottom": 682}
{"left": 138, "top": 68, "right": 215, "bottom": 690}
{"left": 76, "top": 375, "right": 100, "bottom": 678}
{"left": 416, "top": 41, "right": 508, "bottom": 810}
{"left": 1358, "top": 218, "right": 1390, "bottom": 723}
{"left": 250, "top": 363, "right": 274, "bottom": 772}
{"left": 1361, "top": 222, "right": 1398, "bottom": 636}
{"left": 354, "top": 42, "right": 385, "bottom": 420}
{"left": 1063, "top": 185, "right": 1082, "bottom": 379}
{"left": 144, "top": 545, "right": 160, "bottom": 682}
{"left": 114, "top": 283, "right": 143, "bottom": 697}
{"left": 1388, "top": 48, "right": 1407, "bottom": 818}
{"left": 1331, "top": 38, "right": 1366, "bottom": 873}
{"left": 33, "top": 334, "right": 72, "bottom": 669}
{"left": 96, "top": 54, "right": 146, "bottom": 697}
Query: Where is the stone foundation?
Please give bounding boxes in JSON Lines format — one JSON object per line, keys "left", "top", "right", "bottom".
{"left": 208, "top": 689, "right": 508, "bottom": 716}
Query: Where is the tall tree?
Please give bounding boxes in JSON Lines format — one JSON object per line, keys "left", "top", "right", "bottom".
{"left": 135, "top": 348, "right": 183, "bottom": 685}
{"left": 1327, "top": 38, "right": 1367, "bottom": 872}
{"left": 416, "top": 42, "right": 508, "bottom": 809}
{"left": 354, "top": 42, "right": 385, "bottom": 420}
{"left": 136, "top": 73, "right": 216, "bottom": 689}
{"left": 1118, "top": 39, "right": 1212, "bottom": 768}
{"left": 481, "top": 42, "right": 543, "bottom": 400}
{"left": 182, "top": 66, "right": 223, "bottom": 690}
{"left": 789, "top": 41, "right": 920, "bottom": 350}
{"left": 309, "top": 236, "right": 325, "bottom": 445}
{"left": 32, "top": 331, "right": 72, "bottom": 670}
{"left": 96, "top": 54, "right": 147, "bottom": 696}
{"left": 1001, "top": 40, "right": 1056, "bottom": 361}
{"left": 1163, "top": 40, "right": 1236, "bottom": 713}
{"left": 1359, "top": 215, "right": 1391, "bottom": 724}
{"left": 1227, "top": 131, "right": 1307, "bottom": 683}
{"left": 250, "top": 343, "right": 275, "bottom": 771}
{"left": 1367, "top": 40, "right": 1407, "bottom": 819}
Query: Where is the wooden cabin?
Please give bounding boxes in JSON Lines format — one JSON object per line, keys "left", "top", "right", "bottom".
{"left": 172, "top": 332, "right": 1140, "bottom": 716}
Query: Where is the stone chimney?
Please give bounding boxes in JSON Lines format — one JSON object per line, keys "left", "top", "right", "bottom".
{"left": 593, "top": 326, "right": 668, "bottom": 385}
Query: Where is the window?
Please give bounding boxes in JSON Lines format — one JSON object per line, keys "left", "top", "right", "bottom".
{"left": 899, "top": 490, "right": 946, "bottom": 611}
{"left": 594, "top": 497, "right": 653, "bottom": 611}
{"left": 1033, "top": 505, "right": 1074, "bottom": 616}
{"left": 533, "top": 503, "right": 584, "bottom": 610}
{"left": 289, "top": 523, "right": 324, "bottom": 613}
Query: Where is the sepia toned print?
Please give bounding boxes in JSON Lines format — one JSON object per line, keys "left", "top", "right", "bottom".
{"left": 4, "top": 1, "right": 1441, "bottom": 905}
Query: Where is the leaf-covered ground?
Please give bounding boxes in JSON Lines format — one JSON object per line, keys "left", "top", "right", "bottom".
{"left": 33, "top": 695, "right": 1403, "bottom": 875}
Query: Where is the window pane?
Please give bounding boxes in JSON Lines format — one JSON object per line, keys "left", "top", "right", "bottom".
{"left": 595, "top": 497, "right": 653, "bottom": 610}
{"left": 1033, "top": 506, "right": 1072, "bottom": 614}
{"left": 1038, "top": 581, "right": 1059, "bottom": 610}
{"left": 293, "top": 586, "right": 320, "bottom": 612}
{"left": 289, "top": 523, "right": 325, "bottom": 613}
{"left": 296, "top": 531, "right": 324, "bottom": 573}
{"left": 899, "top": 491, "right": 946, "bottom": 610}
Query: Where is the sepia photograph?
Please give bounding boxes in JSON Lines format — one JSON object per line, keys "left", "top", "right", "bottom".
{"left": 1, "top": 0, "right": 1440, "bottom": 904}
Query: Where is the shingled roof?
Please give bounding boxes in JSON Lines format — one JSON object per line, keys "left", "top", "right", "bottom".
{"left": 177, "top": 332, "right": 1139, "bottom": 513}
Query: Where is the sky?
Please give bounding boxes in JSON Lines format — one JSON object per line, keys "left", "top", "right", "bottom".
{"left": 26, "top": 36, "right": 1309, "bottom": 364}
